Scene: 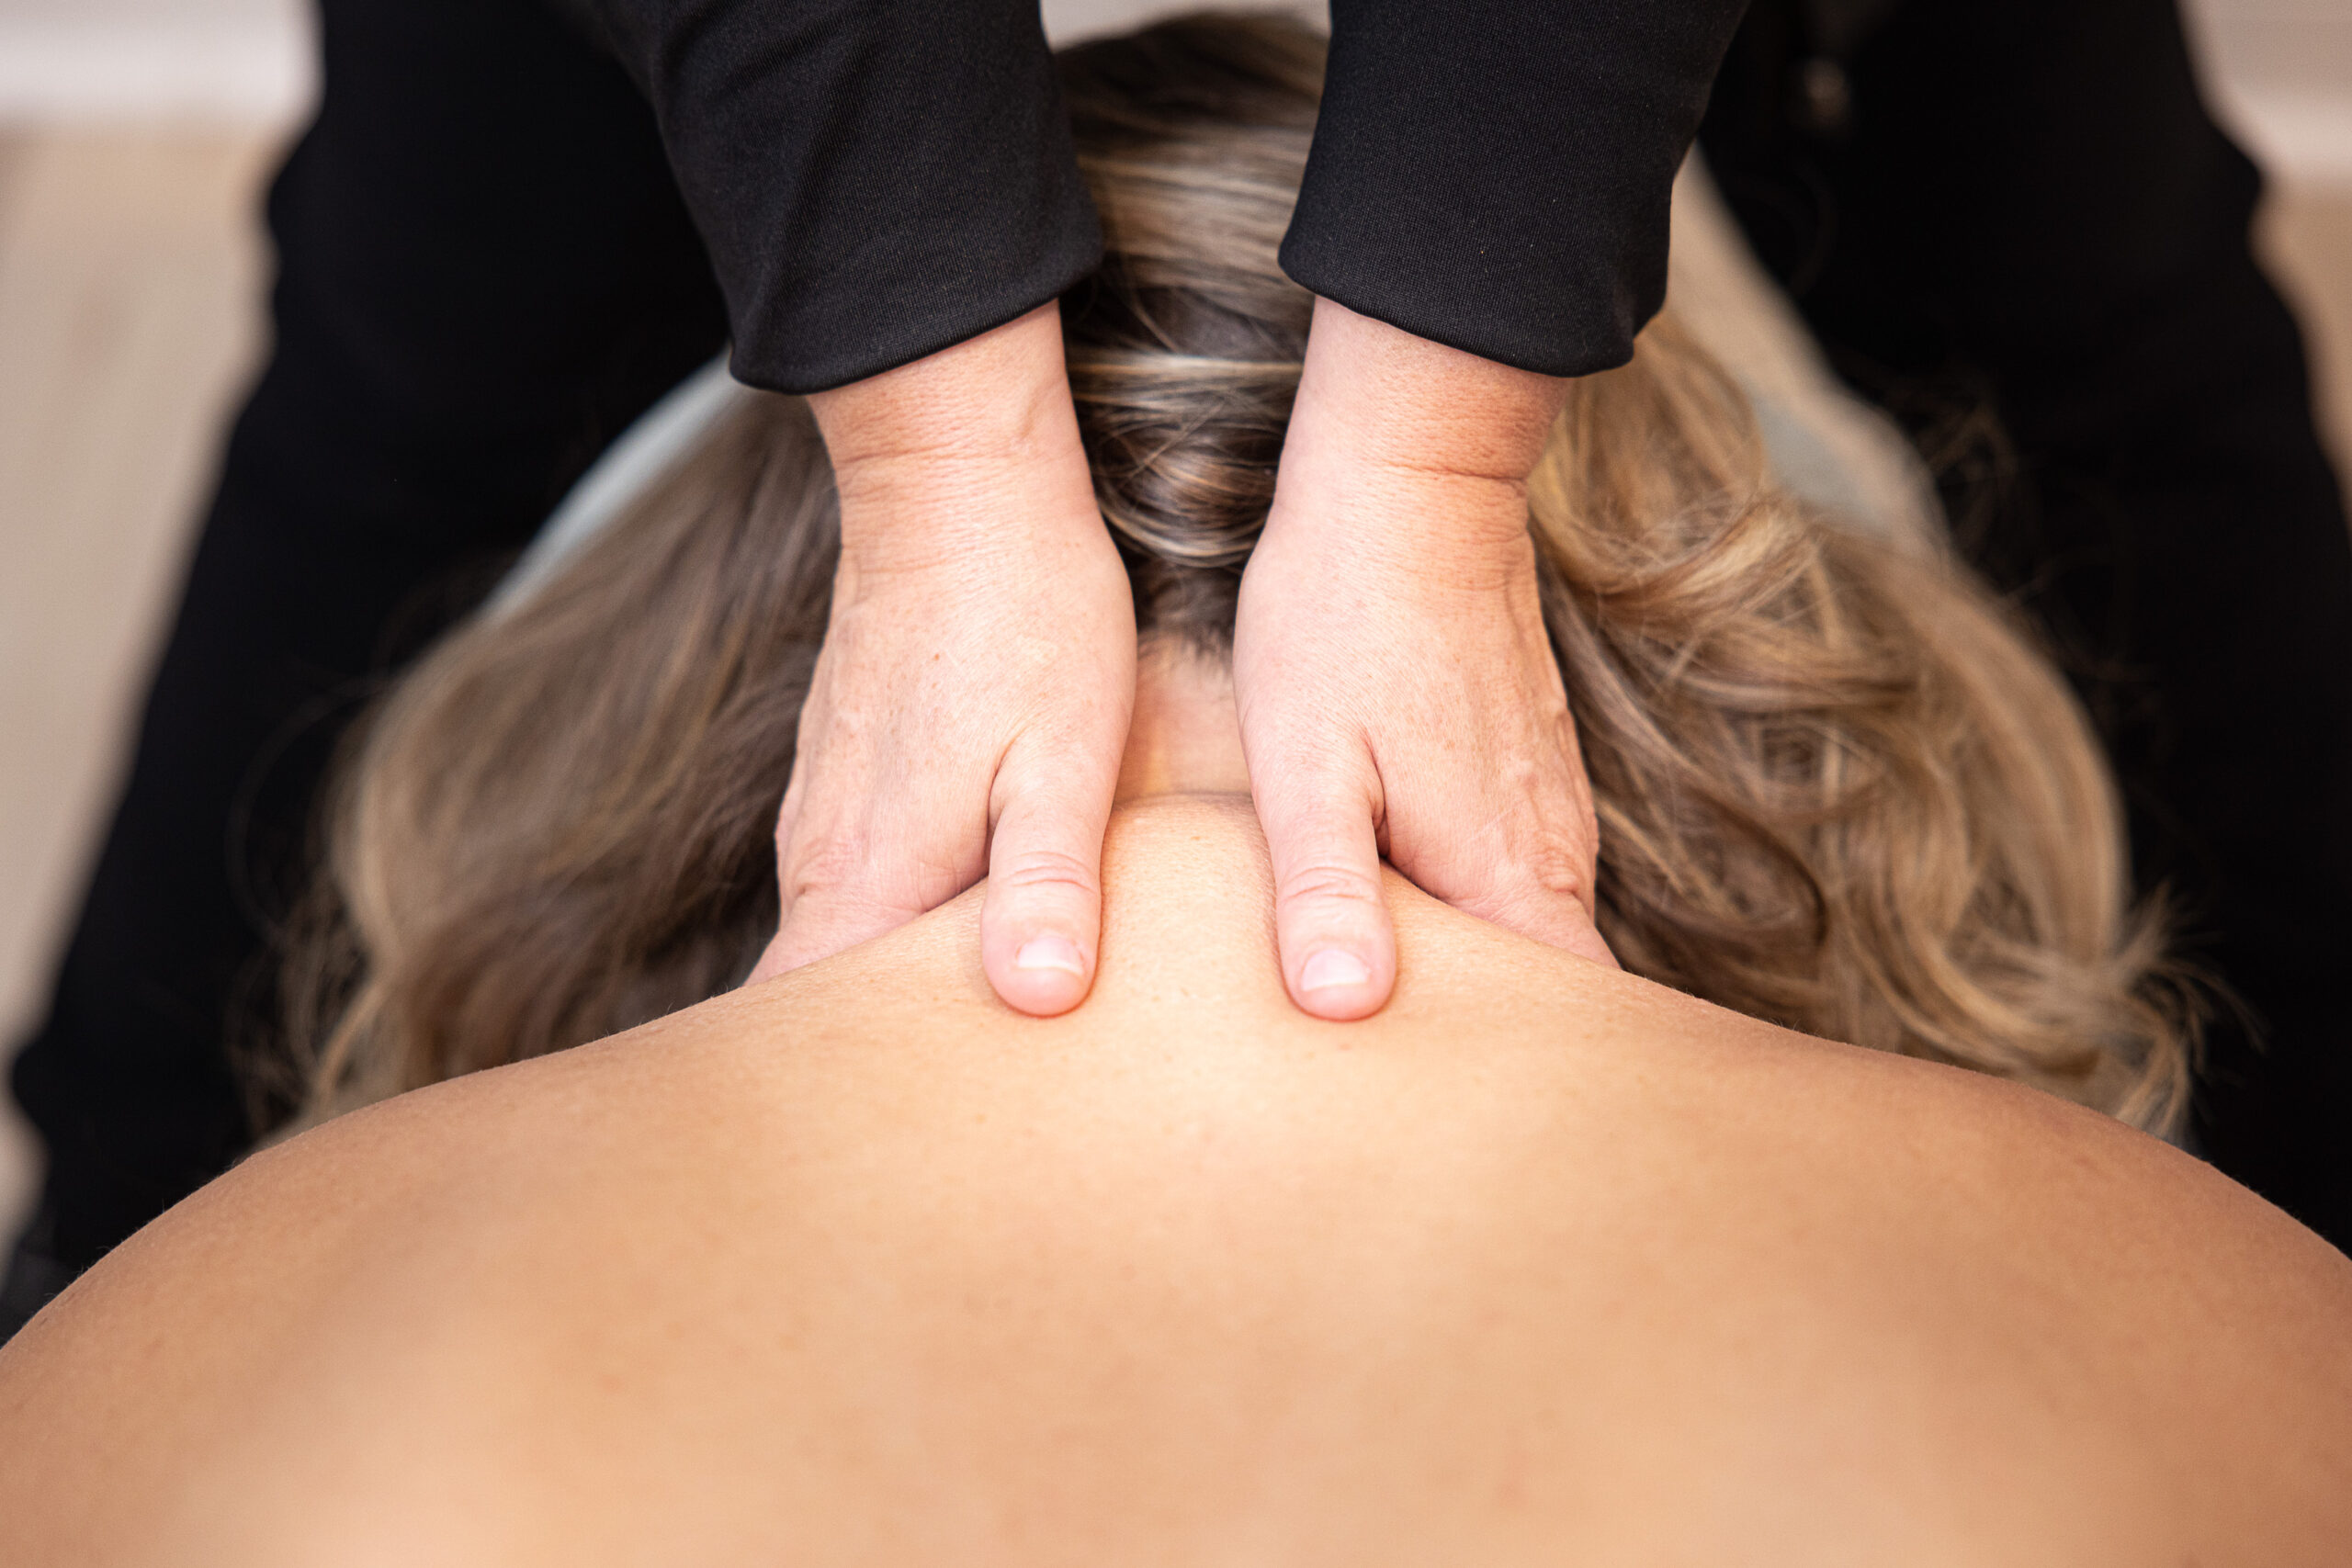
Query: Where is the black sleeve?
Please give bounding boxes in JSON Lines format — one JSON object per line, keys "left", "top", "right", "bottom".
{"left": 575, "top": 0, "right": 1102, "bottom": 394}
{"left": 1282, "top": 0, "right": 1753, "bottom": 378}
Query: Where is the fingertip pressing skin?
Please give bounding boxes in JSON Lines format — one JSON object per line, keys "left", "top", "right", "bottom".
{"left": 980, "top": 795, "right": 1125, "bottom": 1014}
{"left": 981, "top": 853, "right": 1110, "bottom": 1016}
{"left": 1298, "top": 949, "right": 1373, "bottom": 993}
{"left": 1265, "top": 811, "right": 1399, "bottom": 1022}
{"left": 979, "top": 773, "right": 1119, "bottom": 1018}
{"left": 1287, "top": 948, "right": 1385, "bottom": 1021}
{"left": 983, "top": 923, "right": 1098, "bottom": 1018}
{"left": 973, "top": 779, "right": 1115, "bottom": 1016}
{"left": 1283, "top": 931, "right": 1396, "bottom": 1022}
{"left": 1014, "top": 934, "right": 1087, "bottom": 976}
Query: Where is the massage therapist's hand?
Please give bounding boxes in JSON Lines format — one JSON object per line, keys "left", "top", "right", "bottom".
{"left": 1235, "top": 298, "right": 1616, "bottom": 1021}
{"left": 745, "top": 303, "right": 1135, "bottom": 1015}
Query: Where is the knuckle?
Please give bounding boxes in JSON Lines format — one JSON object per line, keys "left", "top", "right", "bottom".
{"left": 994, "top": 844, "right": 1100, "bottom": 897}
{"left": 1525, "top": 832, "right": 1595, "bottom": 902}
{"left": 1498, "top": 794, "right": 1599, "bottom": 897}
{"left": 1274, "top": 860, "right": 1382, "bottom": 915}
{"left": 780, "top": 830, "right": 876, "bottom": 907}
{"left": 1405, "top": 803, "right": 1597, "bottom": 929}
{"left": 1488, "top": 750, "right": 1600, "bottom": 897}
{"left": 1255, "top": 760, "right": 1383, "bottom": 837}
{"left": 1464, "top": 830, "right": 1598, "bottom": 935}
{"left": 1493, "top": 732, "right": 1581, "bottom": 800}
{"left": 1494, "top": 750, "right": 1548, "bottom": 796}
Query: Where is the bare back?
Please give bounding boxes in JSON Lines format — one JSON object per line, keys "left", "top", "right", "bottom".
{"left": 4, "top": 799, "right": 2347, "bottom": 1565}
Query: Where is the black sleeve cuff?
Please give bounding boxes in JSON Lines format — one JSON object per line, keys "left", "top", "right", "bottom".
{"left": 586, "top": 0, "right": 1102, "bottom": 394}
{"left": 1282, "top": 0, "right": 1750, "bottom": 378}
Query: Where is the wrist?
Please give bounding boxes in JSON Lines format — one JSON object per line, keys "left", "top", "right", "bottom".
{"left": 1260, "top": 464, "right": 1536, "bottom": 587}
{"left": 809, "top": 303, "right": 1074, "bottom": 468}
{"left": 1292, "top": 297, "right": 1570, "bottom": 483}
{"left": 1265, "top": 298, "right": 1565, "bottom": 570}
{"left": 810, "top": 304, "right": 1105, "bottom": 575}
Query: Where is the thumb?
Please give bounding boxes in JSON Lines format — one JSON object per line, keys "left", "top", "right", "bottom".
{"left": 1255, "top": 759, "right": 1397, "bottom": 1021}
{"left": 979, "top": 750, "right": 1116, "bottom": 1017}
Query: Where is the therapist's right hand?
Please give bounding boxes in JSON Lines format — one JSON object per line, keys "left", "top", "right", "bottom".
{"left": 744, "top": 302, "right": 1136, "bottom": 1016}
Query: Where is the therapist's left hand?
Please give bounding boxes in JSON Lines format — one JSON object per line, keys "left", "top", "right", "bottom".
{"left": 1234, "top": 298, "right": 1617, "bottom": 1021}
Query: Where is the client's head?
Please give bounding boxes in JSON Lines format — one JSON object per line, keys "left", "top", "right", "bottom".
{"left": 283, "top": 14, "right": 2192, "bottom": 1134}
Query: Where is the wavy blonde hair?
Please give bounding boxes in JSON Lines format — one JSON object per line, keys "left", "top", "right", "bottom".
{"left": 285, "top": 14, "right": 2192, "bottom": 1134}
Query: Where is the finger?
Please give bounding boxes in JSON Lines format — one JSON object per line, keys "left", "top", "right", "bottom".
{"left": 1253, "top": 758, "right": 1397, "bottom": 1021}
{"left": 743, "top": 782, "right": 806, "bottom": 987}
{"left": 743, "top": 929, "right": 794, "bottom": 987}
{"left": 760, "top": 783, "right": 963, "bottom": 981}
{"left": 763, "top": 852, "right": 935, "bottom": 980}
{"left": 1500, "top": 889, "right": 1619, "bottom": 969}
{"left": 1443, "top": 845, "right": 1620, "bottom": 971}
{"left": 1417, "top": 773, "right": 1617, "bottom": 968}
{"left": 752, "top": 882, "right": 930, "bottom": 983}
{"left": 1379, "top": 681, "right": 1618, "bottom": 971}
{"left": 979, "top": 750, "right": 1116, "bottom": 1018}
{"left": 752, "top": 723, "right": 965, "bottom": 982}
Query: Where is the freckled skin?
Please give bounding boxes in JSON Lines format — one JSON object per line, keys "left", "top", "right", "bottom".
{"left": 1, "top": 660, "right": 2347, "bottom": 1566}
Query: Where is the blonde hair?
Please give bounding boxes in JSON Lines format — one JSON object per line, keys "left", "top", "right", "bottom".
{"left": 285, "top": 14, "right": 2192, "bottom": 1134}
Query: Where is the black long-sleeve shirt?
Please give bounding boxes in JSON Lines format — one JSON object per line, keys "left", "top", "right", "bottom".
{"left": 563, "top": 0, "right": 1750, "bottom": 392}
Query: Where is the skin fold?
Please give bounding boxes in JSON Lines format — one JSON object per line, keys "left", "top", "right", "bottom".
{"left": 1, "top": 648, "right": 2346, "bottom": 1565}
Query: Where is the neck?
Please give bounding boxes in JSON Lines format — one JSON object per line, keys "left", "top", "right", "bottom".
{"left": 1114, "top": 642, "right": 1250, "bottom": 803}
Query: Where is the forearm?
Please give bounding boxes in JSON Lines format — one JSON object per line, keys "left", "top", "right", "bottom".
{"left": 570, "top": 0, "right": 1100, "bottom": 394}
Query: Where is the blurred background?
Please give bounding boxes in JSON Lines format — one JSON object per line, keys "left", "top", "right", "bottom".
{"left": 0, "top": 0, "right": 2346, "bottom": 1239}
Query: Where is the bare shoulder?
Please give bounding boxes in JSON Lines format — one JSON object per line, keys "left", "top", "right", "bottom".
{"left": 3, "top": 884, "right": 2348, "bottom": 1562}
{"left": 0, "top": 933, "right": 1009, "bottom": 1562}
{"left": 1604, "top": 977, "right": 2352, "bottom": 1547}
